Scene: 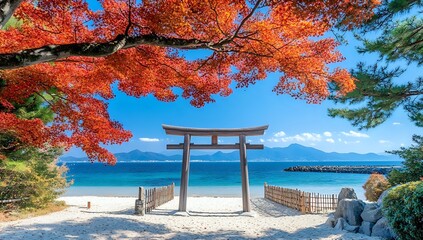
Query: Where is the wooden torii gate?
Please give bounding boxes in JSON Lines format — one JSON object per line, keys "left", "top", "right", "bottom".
{"left": 163, "top": 124, "right": 268, "bottom": 212}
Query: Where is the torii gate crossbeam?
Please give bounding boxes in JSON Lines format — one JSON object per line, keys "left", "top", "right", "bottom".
{"left": 163, "top": 124, "right": 268, "bottom": 212}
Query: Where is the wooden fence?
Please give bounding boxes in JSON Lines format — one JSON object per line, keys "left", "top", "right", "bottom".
{"left": 264, "top": 183, "right": 337, "bottom": 214}
{"left": 135, "top": 183, "right": 174, "bottom": 215}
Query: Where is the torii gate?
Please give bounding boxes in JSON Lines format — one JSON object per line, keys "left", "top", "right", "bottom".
{"left": 163, "top": 124, "right": 268, "bottom": 212}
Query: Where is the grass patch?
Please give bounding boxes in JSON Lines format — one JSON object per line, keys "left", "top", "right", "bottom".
{"left": 0, "top": 201, "right": 67, "bottom": 222}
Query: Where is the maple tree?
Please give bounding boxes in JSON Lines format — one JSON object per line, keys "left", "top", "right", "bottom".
{"left": 0, "top": 0, "right": 379, "bottom": 164}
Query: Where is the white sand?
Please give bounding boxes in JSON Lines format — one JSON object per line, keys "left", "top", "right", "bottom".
{"left": 0, "top": 196, "right": 381, "bottom": 239}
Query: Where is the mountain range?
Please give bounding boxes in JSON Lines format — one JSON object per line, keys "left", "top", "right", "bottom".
{"left": 59, "top": 144, "right": 400, "bottom": 162}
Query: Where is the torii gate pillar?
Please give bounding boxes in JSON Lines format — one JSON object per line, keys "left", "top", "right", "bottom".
{"left": 179, "top": 134, "right": 191, "bottom": 211}
{"left": 163, "top": 125, "right": 268, "bottom": 212}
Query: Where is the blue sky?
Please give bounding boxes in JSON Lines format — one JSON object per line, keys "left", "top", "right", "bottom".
{"left": 65, "top": 3, "right": 421, "bottom": 157}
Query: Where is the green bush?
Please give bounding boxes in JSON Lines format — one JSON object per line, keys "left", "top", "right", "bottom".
{"left": 363, "top": 173, "right": 391, "bottom": 201}
{"left": 387, "top": 135, "right": 423, "bottom": 185}
{"left": 0, "top": 148, "right": 70, "bottom": 210}
{"left": 383, "top": 181, "right": 423, "bottom": 240}
{"left": 0, "top": 87, "right": 70, "bottom": 210}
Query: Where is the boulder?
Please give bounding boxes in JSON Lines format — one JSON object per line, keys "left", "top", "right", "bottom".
{"left": 344, "top": 223, "right": 360, "bottom": 233}
{"left": 334, "top": 218, "right": 346, "bottom": 230}
{"left": 335, "top": 199, "right": 365, "bottom": 226}
{"left": 326, "top": 213, "right": 336, "bottom": 228}
{"left": 361, "top": 205, "right": 383, "bottom": 223}
{"left": 362, "top": 202, "right": 378, "bottom": 211}
{"left": 338, "top": 188, "right": 357, "bottom": 203}
{"left": 359, "top": 221, "right": 375, "bottom": 236}
{"left": 334, "top": 199, "right": 345, "bottom": 219}
{"left": 372, "top": 217, "right": 395, "bottom": 239}
{"left": 377, "top": 189, "right": 390, "bottom": 208}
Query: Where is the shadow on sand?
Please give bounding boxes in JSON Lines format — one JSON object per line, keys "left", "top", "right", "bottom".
{"left": 0, "top": 216, "right": 168, "bottom": 239}
{"left": 1, "top": 217, "right": 348, "bottom": 240}
{"left": 0, "top": 198, "right": 371, "bottom": 239}
{"left": 251, "top": 198, "right": 301, "bottom": 217}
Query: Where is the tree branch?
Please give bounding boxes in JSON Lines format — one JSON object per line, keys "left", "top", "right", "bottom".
{"left": 0, "top": 34, "right": 227, "bottom": 70}
{"left": 0, "top": 0, "right": 23, "bottom": 29}
{"left": 231, "top": 0, "right": 262, "bottom": 40}
{"left": 0, "top": 1, "right": 269, "bottom": 70}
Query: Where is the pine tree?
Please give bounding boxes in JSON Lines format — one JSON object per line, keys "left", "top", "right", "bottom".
{"left": 329, "top": 0, "right": 422, "bottom": 129}
{"left": 329, "top": 0, "right": 422, "bottom": 184}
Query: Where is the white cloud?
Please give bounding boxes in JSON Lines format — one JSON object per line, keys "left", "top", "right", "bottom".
{"left": 323, "top": 131, "right": 332, "bottom": 137}
{"left": 139, "top": 137, "right": 160, "bottom": 142}
{"left": 280, "top": 133, "right": 322, "bottom": 142}
{"left": 393, "top": 122, "right": 401, "bottom": 125}
{"left": 343, "top": 140, "right": 361, "bottom": 144}
{"left": 400, "top": 143, "right": 405, "bottom": 147}
{"left": 379, "top": 140, "right": 390, "bottom": 144}
{"left": 259, "top": 138, "right": 265, "bottom": 143}
{"left": 274, "top": 131, "right": 286, "bottom": 137}
{"left": 303, "top": 133, "right": 322, "bottom": 141}
{"left": 341, "top": 131, "right": 369, "bottom": 138}
{"left": 267, "top": 131, "right": 368, "bottom": 146}
{"left": 267, "top": 138, "right": 280, "bottom": 143}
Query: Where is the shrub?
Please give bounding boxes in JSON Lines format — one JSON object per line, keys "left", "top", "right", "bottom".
{"left": 363, "top": 173, "right": 391, "bottom": 201}
{"left": 387, "top": 135, "right": 423, "bottom": 185}
{"left": 0, "top": 148, "right": 70, "bottom": 210}
{"left": 383, "top": 181, "right": 423, "bottom": 240}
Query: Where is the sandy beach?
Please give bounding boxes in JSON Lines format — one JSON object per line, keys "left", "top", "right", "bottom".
{"left": 0, "top": 196, "right": 381, "bottom": 239}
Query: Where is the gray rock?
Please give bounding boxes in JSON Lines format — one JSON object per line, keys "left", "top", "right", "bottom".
{"left": 377, "top": 189, "right": 390, "bottom": 207}
{"left": 338, "top": 188, "right": 357, "bottom": 203}
{"left": 363, "top": 202, "right": 378, "bottom": 211}
{"left": 335, "top": 199, "right": 365, "bottom": 226}
{"left": 372, "top": 217, "right": 395, "bottom": 239}
{"left": 334, "top": 199, "right": 345, "bottom": 219}
{"left": 361, "top": 206, "right": 383, "bottom": 223}
{"left": 359, "top": 221, "right": 375, "bottom": 236}
{"left": 344, "top": 223, "right": 360, "bottom": 233}
{"left": 334, "top": 217, "right": 346, "bottom": 230}
{"left": 326, "top": 213, "right": 336, "bottom": 228}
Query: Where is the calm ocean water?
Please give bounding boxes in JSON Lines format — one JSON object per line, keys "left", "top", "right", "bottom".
{"left": 63, "top": 161, "right": 401, "bottom": 199}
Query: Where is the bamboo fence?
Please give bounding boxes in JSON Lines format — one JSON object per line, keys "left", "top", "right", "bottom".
{"left": 144, "top": 183, "right": 175, "bottom": 213}
{"left": 264, "top": 183, "right": 337, "bottom": 214}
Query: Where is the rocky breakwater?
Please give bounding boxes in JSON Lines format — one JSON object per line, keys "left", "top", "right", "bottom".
{"left": 326, "top": 188, "right": 396, "bottom": 239}
{"left": 284, "top": 166, "right": 401, "bottom": 174}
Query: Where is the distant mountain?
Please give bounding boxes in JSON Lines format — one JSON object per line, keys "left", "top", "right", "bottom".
{"left": 60, "top": 144, "right": 400, "bottom": 162}
{"left": 115, "top": 150, "right": 181, "bottom": 161}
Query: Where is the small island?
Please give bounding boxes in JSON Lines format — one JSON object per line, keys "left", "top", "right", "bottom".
{"left": 284, "top": 165, "right": 402, "bottom": 174}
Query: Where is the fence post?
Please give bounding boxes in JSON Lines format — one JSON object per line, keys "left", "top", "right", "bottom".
{"left": 172, "top": 182, "right": 175, "bottom": 199}
{"left": 300, "top": 191, "right": 306, "bottom": 214}
{"left": 264, "top": 182, "right": 267, "bottom": 199}
{"left": 332, "top": 194, "right": 336, "bottom": 210}
{"left": 135, "top": 187, "right": 145, "bottom": 215}
{"left": 154, "top": 188, "right": 158, "bottom": 208}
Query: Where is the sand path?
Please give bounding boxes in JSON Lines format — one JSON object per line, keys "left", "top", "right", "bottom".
{"left": 0, "top": 196, "right": 380, "bottom": 239}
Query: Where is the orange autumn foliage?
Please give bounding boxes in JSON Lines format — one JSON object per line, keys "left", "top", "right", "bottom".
{"left": 363, "top": 173, "right": 391, "bottom": 202}
{"left": 0, "top": 0, "right": 379, "bottom": 164}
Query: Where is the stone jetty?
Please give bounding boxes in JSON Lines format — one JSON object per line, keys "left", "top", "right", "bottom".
{"left": 284, "top": 165, "right": 401, "bottom": 174}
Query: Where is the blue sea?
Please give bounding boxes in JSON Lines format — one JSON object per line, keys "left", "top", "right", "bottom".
{"left": 63, "top": 161, "right": 401, "bottom": 199}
